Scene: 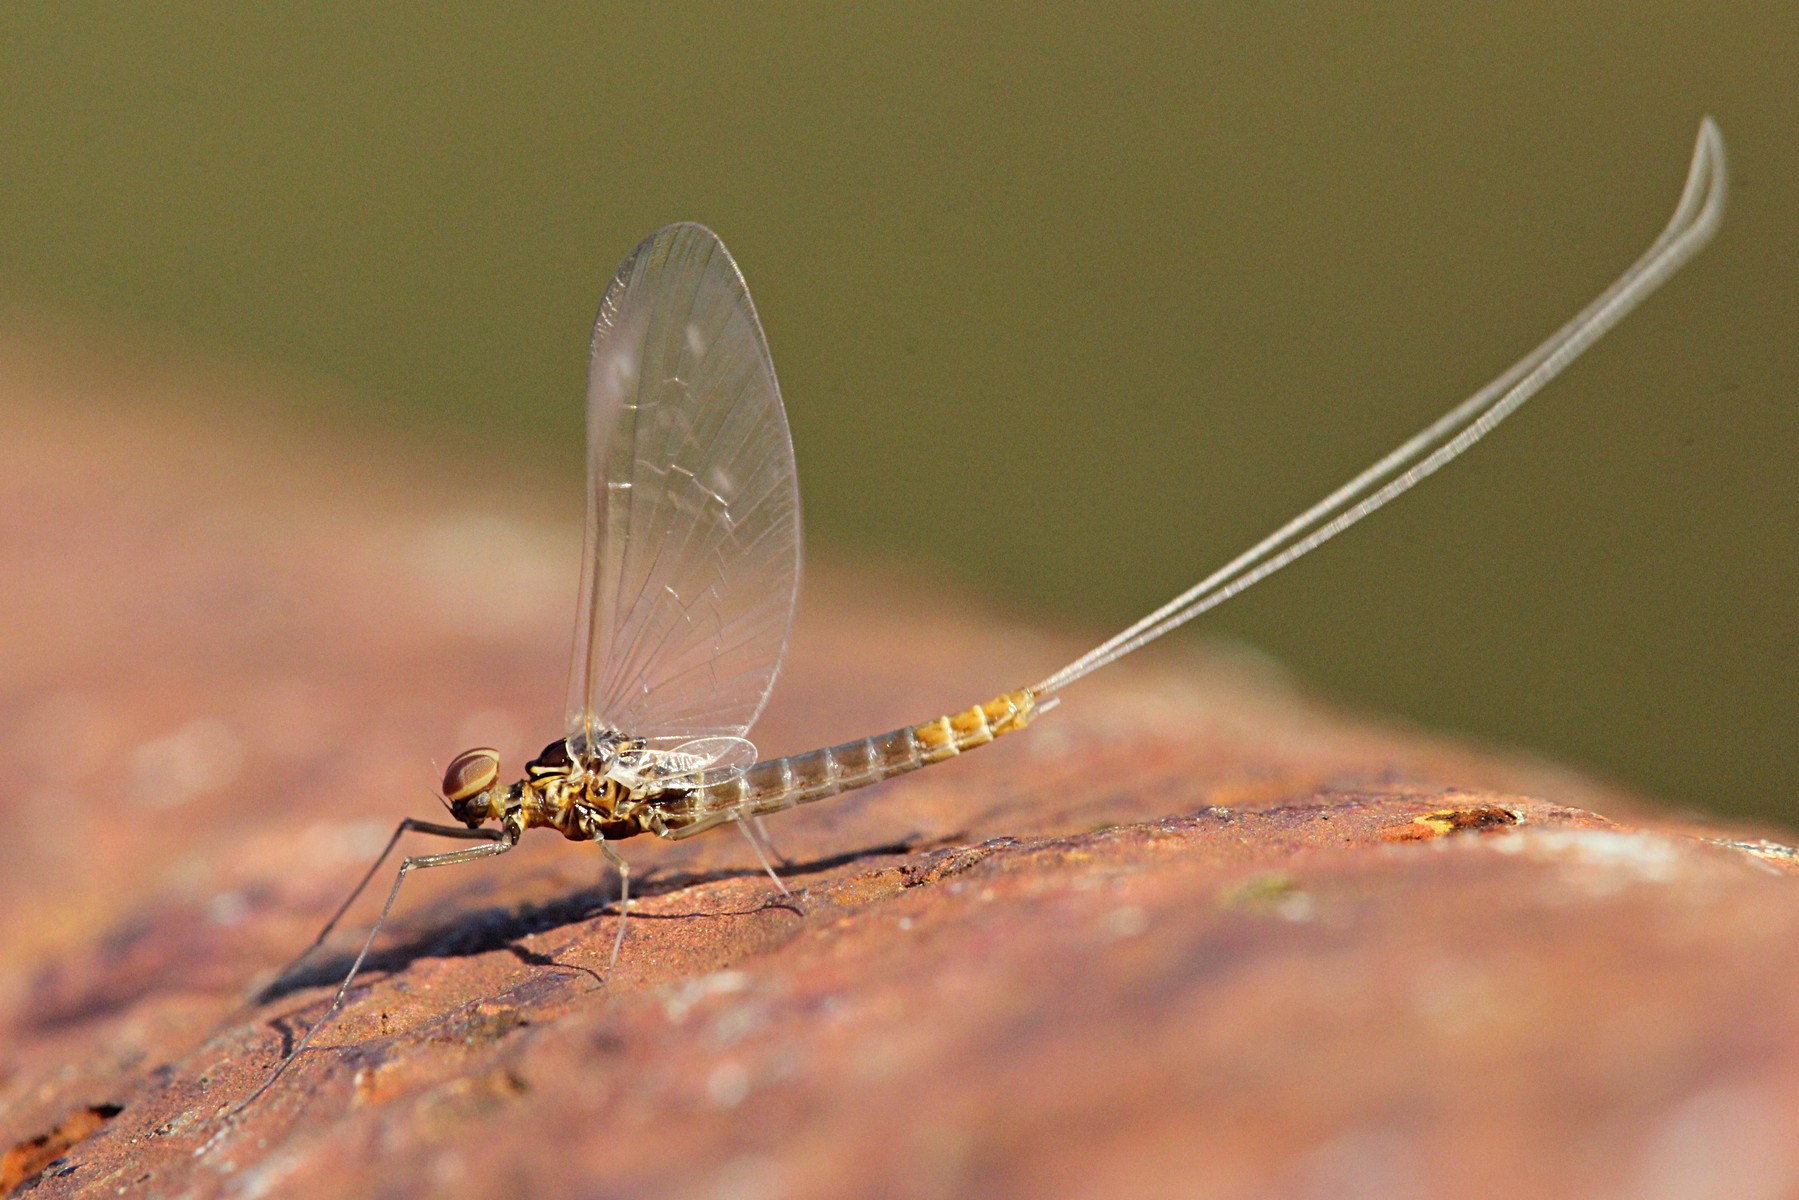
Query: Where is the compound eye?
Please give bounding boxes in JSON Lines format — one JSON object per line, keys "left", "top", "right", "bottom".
{"left": 443, "top": 748, "right": 500, "bottom": 801}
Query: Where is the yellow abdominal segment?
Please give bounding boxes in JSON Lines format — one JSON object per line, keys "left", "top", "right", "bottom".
{"left": 911, "top": 689, "right": 1037, "bottom": 762}
{"left": 656, "top": 687, "right": 1041, "bottom": 840}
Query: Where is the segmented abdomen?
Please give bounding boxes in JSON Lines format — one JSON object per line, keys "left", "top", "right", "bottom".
{"left": 657, "top": 688, "right": 1037, "bottom": 840}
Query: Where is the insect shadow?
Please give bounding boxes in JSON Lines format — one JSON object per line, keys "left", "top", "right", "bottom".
{"left": 252, "top": 835, "right": 925, "bottom": 1006}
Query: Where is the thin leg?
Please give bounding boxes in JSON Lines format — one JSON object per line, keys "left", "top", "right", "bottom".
{"left": 274, "top": 818, "right": 498, "bottom": 981}
{"left": 747, "top": 814, "right": 793, "bottom": 867}
{"left": 732, "top": 814, "right": 800, "bottom": 909}
{"left": 231, "top": 833, "right": 515, "bottom": 1115}
{"left": 599, "top": 840, "right": 631, "bottom": 972}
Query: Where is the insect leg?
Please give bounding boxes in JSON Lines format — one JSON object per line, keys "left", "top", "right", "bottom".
{"left": 599, "top": 840, "right": 631, "bottom": 971}
{"left": 747, "top": 814, "right": 793, "bottom": 867}
{"left": 233, "top": 831, "right": 516, "bottom": 1115}
{"left": 731, "top": 813, "right": 802, "bottom": 911}
{"left": 275, "top": 818, "right": 500, "bottom": 980}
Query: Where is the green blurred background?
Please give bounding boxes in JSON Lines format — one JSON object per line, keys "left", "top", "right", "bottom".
{"left": 1, "top": 4, "right": 1793, "bottom": 820}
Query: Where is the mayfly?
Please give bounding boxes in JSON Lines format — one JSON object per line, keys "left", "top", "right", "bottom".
{"left": 241, "top": 120, "right": 1725, "bottom": 1109}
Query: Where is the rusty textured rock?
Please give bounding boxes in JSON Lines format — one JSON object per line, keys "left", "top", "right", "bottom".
{"left": 4, "top": 341, "right": 1799, "bottom": 1199}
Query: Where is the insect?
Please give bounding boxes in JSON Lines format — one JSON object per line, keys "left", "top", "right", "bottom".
{"left": 239, "top": 119, "right": 1724, "bottom": 1110}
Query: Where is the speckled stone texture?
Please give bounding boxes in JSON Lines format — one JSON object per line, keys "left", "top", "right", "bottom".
{"left": 4, "top": 341, "right": 1798, "bottom": 1200}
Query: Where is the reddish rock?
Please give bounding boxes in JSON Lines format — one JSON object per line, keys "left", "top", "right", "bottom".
{"left": 3, "top": 338, "right": 1798, "bottom": 1199}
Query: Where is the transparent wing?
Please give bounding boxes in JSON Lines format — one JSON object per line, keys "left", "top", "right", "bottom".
{"left": 647, "top": 735, "right": 760, "bottom": 774}
{"left": 615, "top": 735, "right": 760, "bottom": 790}
{"left": 566, "top": 223, "right": 802, "bottom": 750}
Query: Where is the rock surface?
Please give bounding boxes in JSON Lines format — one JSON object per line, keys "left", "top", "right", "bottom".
{"left": 3, "top": 341, "right": 1799, "bottom": 1199}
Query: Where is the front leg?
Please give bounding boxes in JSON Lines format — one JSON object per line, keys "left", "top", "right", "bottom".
{"left": 275, "top": 818, "right": 501, "bottom": 982}
{"left": 233, "top": 827, "right": 517, "bottom": 1114}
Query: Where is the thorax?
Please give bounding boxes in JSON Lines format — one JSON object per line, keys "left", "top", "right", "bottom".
{"left": 510, "top": 735, "right": 690, "bottom": 842}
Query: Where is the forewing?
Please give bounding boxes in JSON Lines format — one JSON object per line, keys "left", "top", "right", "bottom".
{"left": 567, "top": 224, "right": 802, "bottom": 749}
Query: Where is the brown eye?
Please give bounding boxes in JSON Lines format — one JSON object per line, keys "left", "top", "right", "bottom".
{"left": 443, "top": 748, "right": 500, "bottom": 801}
